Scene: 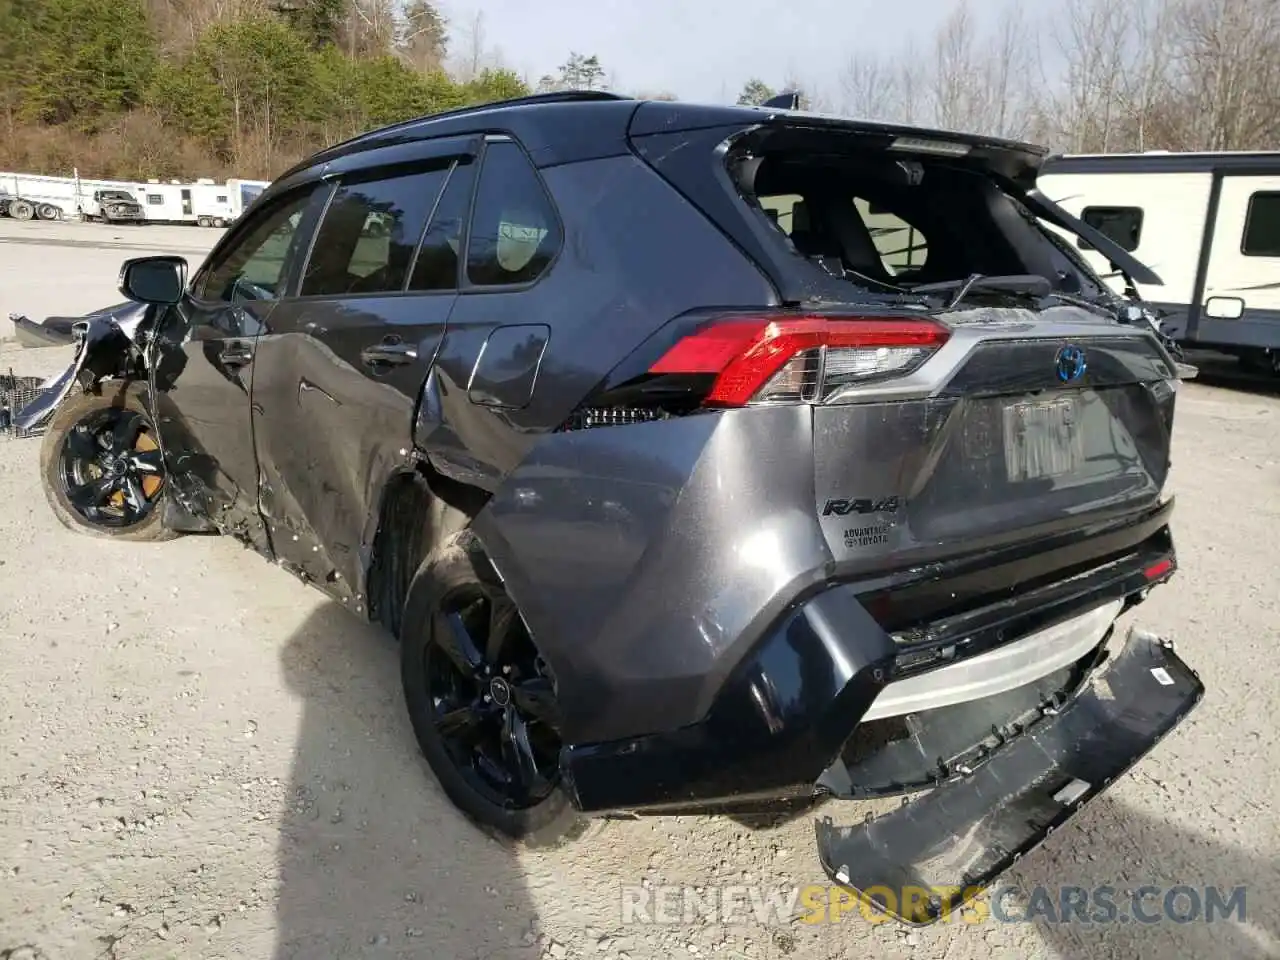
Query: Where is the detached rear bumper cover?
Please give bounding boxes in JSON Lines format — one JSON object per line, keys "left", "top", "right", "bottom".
{"left": 815, "top": 625, "right": 1204, "bottom": 925}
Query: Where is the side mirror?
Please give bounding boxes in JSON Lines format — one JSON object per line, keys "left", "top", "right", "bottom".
{"left": 119, "top": 255, "right": 187, "bottom": 305}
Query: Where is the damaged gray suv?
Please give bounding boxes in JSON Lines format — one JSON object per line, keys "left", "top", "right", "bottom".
{"left": 15, "top": 92, "right": 1203, "bottom": 924}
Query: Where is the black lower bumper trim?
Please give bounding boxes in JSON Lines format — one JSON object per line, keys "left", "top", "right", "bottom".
{"left": 814, "top": 625, "right": 1204, "bottom": 926}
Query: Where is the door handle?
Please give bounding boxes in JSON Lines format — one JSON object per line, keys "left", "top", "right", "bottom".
{"left": 360, "top": 337, "right": 418, "bottom": 369}
{"left": 220, "top": 342, "right": 254, "bottom": 367}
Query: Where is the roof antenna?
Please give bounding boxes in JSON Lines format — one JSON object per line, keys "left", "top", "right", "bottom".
{"left": 762, "top": 91, "right": 801, "bottom": 110}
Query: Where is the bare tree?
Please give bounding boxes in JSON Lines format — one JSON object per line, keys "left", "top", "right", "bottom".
{"left": 838, "top": 53, "right": 900, "bottom": 121}
{"left": 1172, "top": 0, "right": 1280, "bottom": 150}
{"left": 1117, "top": 0, "right": 1178, "bottom": 150}
{"left": 449, "top": 8, "right": 487, "bottom": 81}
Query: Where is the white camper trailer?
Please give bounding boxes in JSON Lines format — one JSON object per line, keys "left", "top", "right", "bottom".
{"left": 1038, "top": 151, "right": 1280, "bottom": 370}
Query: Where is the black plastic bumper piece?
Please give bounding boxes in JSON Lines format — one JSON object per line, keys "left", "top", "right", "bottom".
{"left": 562, "top": 582, "right": 899, "bottom": 814}
{"left": 814, "top": 625, "right": 1204, "bottom": 926}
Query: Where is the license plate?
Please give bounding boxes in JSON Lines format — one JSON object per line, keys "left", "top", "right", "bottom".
{"left": 1002, "top": 395, "right": 1083, "bottom": 482}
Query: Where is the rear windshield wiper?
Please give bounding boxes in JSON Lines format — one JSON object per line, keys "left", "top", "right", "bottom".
{"left": 908, "top": 273, "right": 1052, "bottom": 308}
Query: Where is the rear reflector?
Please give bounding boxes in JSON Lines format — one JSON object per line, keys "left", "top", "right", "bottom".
{"left": 648, "top": 316, "right": 949, "bottom": 407}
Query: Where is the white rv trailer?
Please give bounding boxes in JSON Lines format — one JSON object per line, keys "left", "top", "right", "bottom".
{"left": 1038, "top": 151, "right": 1280, "bottom": 367}
{"left": 136, "top": 177, "right": 270, "bottom": 226}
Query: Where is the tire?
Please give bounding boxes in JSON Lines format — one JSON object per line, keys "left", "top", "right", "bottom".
{"left": 197, "top": 216, "right": 211, "bottom": 228}
{"left": 213, "top": 217, "right": 227, "bottom": 228}
{"left": 9, "top": 199, "right": 34, "bottom": 221}
{"left": 400, "top": 529, "right": 593, "bottom": 848}
{"left": 38, "top": 380, "right": 178, "bottom": 542}
{"left": 36, "top": 203, "right": 59, "bottom": 220}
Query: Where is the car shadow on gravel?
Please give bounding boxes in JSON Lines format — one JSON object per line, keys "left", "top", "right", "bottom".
{"left": 274, "top": 602, "right": 540, "bottom": 959}
{"left": 1009, "top": 795, "right": 1277, "bottom": 959}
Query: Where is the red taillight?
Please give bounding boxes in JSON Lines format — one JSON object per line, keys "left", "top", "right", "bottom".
{"left": 647, "top": 315, "right": 949, "bottom": 407}
{"left": 1143, "top": 558, "right": 1174, "bottom": 581}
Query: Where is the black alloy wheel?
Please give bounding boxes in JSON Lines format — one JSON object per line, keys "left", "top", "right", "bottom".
{"left": 425, "top": 578, "right": 562, "bottom": 810}
{"left": 56, "top": 405, "right": 165, "bottom": 528}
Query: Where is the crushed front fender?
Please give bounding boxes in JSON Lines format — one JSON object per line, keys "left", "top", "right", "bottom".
{"left": 814, "top": 624, "right": 1204, "bottom": 925}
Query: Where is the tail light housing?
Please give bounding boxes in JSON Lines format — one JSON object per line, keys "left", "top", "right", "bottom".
{"left": 651, "top": 314, "right": 948, "bottom": 407}
{"left": 559, "top": 312, "right": 949, "bottom": 431}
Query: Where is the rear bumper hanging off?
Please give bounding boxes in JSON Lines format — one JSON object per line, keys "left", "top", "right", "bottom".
{"left": 814, "top": 624, "right": 1204, "bottom": 925}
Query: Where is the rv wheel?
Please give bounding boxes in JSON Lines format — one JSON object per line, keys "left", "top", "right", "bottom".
{"left": 36, "top": 204, "right": 59, "bottom": 220}
{"left": 9, "top": 199, "right": 34, "bottom": 221}
{"left": 197, "top": 216, "right": 211, "bottom": 228}
{"left": 213, "top": 217, "right": 227, "bottom": 228}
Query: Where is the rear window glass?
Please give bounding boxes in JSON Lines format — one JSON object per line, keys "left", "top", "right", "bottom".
{"left": 737, "top": 142, "right": 1093, "bottom": 297}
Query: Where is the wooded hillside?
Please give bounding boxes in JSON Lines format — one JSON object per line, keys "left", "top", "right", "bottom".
{"left": 0, "top": 0, "right": 579, "bottom": 179}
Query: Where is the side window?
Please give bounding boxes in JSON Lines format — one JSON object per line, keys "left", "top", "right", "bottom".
{"left": 1079, "top": 206, "right": 1143, "bottom": 252}
{"left": 408, "top": 157, "right": 476, "bottom": 291}
{"left": 854, "top": 197, "right": 929, "bottom": 273}
{"left": 300, "top": 163, "right": 451, "bottom": 297}
{"left": 146, "top": 195, "right": 163, "bottom": 205}
{"left": 465, "top": 140, "right": 561, "bottom": 287}
{"left": 1242, "top": 192, "right": 1280, "bottom": 257}
{"left": 195, "top": 188, "right": 319, "bottom": 303}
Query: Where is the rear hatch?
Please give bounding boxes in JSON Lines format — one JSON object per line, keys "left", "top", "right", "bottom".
{"left": 625, "top": 106, "right": 1179, "bottom": 598}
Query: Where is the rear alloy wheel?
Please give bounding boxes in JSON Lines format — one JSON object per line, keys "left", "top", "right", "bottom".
{"left": 38, "top": 382, "right": 177, "bottom": 542}
{"left": 401, "top": 531, "right": 593, "bottom": 847}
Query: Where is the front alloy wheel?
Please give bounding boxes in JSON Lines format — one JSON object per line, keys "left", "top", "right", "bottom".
{"left": 38, "top": 382, "right": 177, "bottom": 542}
{"left": 57, "top": 406, "right": 164, "bottom": 527}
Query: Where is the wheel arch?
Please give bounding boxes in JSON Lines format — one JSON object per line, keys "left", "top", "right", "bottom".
{"left": 365, "top": 458, "right": 490, "bottom": 637}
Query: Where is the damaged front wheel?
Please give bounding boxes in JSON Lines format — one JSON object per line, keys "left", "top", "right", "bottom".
{"left": 38, "top": 381, "right": 176, "bottom": 542}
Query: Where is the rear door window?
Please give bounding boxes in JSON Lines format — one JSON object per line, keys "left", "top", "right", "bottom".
{"left": 300, "top": 163, "right": 451, "bottom": 297}
{"left": 408, "top": 158, "right": 477, "bottom": 291}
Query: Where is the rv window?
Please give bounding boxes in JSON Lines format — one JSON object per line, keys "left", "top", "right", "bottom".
{"left": 300, "top": 162, "right": 451, "bottom": 297}
{"left": 1242, "top": 192, "right": 1280, "bottom": 257}
{"left": 146, "top": 195, "right": 163, "bottom": 205}
{"left": 1079, "top": 206, "right": 1143, "bottom": 252}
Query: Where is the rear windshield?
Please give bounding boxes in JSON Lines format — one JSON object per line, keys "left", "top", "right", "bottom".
{"left": 730, "top": 137, "right": 1107, "bottom": 301}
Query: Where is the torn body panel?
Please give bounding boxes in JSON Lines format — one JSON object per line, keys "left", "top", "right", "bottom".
{"left": 815, "top": 624, "right": 1203, "bottom": 925}
{"left": 13, "top": 303, "right": 151, "bottom": 434}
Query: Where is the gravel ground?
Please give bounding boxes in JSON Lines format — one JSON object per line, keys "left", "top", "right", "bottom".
{"left": 1, "top": 219, "right": 1277, "bottom": 960}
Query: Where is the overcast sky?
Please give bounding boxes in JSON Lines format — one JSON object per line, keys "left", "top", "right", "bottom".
{"left": 437, "top": 0, "right": 975, "bottom": 103}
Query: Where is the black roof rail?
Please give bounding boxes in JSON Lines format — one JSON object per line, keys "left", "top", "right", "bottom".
{"left": 317, "top": 89, "right": 635, "bottom": 157}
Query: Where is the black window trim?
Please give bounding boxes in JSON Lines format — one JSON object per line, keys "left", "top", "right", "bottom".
{"left": 287, "top": 135, "right": 482, "bottom": 302}
{"left": 1241, "top": 190, "right": 1280, "bottom": 258}
{"left": 186, "top": 181, "right": 333, "bottom": 309}
{"left": 458, "top": 132, "right": 566, "bottom": 296}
